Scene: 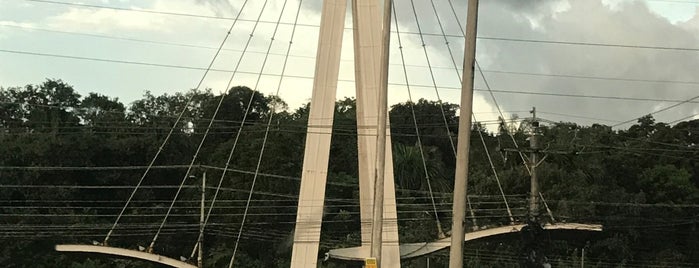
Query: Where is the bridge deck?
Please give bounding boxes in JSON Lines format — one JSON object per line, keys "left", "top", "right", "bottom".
{"left": 55, "top": 244, "right": 197, "bottom": 268}
{"left": 327, "top": 222, "right": 602, "bottom": 261}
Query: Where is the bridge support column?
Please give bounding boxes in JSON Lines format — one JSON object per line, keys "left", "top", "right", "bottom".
{"left": 290, "top": 1, "right": 346, "bottom": 267}
{"left": 352, "top": 0, "right": 400, "bottom": 266}
{"left": 449, "top": 0, "right": 480, "bottom": 267}
{"left": 291, "top": 1, "right": 400, "bottom": 267}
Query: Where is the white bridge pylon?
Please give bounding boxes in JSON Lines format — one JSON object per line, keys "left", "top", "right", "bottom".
{"left": 290, "top": 0, "right": 400, "bottom": 267}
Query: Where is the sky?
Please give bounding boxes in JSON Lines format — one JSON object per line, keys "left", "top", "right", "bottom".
{"left": 1, "top": 0, "right": 699, "bottom": 129}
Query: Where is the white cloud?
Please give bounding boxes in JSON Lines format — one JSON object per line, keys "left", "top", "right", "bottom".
{"left": 0, "top": 21, "right": 36, "bottom": 28}
{"left": 46, "top": 7, "right": 169, "bottom": 33}
{"left": 4, "top": 0, "right": 699, "bottom": 128}
{"left": 0, "top": 21, "right": 36, "bottom": 40}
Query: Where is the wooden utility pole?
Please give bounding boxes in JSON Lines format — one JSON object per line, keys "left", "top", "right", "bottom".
{"left": 449, "top": 0, "right": 479, "bottom": 267}
{"left": 370, "top": 0, "right": 393, "bottom": 266}
{"left": 529, "top": 107, "right": 540, "bottom": 220}
{"left": 198, "top": 172, "right": 205, "bottom": 268}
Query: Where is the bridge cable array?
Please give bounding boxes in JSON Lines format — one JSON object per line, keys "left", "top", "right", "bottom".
{"left": 224, "top": 0, "right": 302, "bottom": 266}
{"left": 101, "top": 0, "right": 252, "bottom": 247}
{"left": 394, "top": 1, "right": 446, "bottom": 238}
{"left": 434, "top": 0, "right": 516, "bottom": 223}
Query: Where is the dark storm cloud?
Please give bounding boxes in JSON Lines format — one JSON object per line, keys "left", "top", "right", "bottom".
{"left": 393, "top": 0, "right": 699, "bottom": 127}
{"left": 299, "top": 0, "right": 699, "bottom": 127}
{"left": 471, "top": 0, "right": 699, "bottom": 127}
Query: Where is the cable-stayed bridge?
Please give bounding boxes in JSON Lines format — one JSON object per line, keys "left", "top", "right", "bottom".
{"left": 19, "top": 0, "right": 699, "bottom": 267}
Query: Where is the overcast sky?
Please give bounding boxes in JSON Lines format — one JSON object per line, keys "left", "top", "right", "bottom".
{"left": 1, "top": 0, "right": 698, "bottom": 129}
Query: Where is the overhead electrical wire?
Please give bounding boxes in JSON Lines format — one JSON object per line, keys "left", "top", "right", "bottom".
{"left": 480, "top": 88, "right": 699, "bottom": 104}
{"left": 20, "top": 0, "right": 316, "bottom": 27}
{"left": 612, "top": 95, "right": 699, "bottom": 127}
{"left": 18, "top": 0, "right": 699, "bottom": 54}
{"left": 479, "top": 36, "right": 699, "bottom": 52}
{"left": 3, "top": 49, "right": 698, "bottom": 105}
{"left": 1, "top": 209, "right": 521, "bottom": 219}
{"left": 0, "top": 164, "right": 460, "bottom": 196}
{"left": 0, "top": 201, "right": 524, "bottom": 211}
{"left": 6, "top": 0, "right": 699, "bottom": 262}
{"left": 0, "top": 195, "right": 524, "bottom": 206}
{"left": 482, "top": 69, "right": 699, "bottom": 86}
{"left": 536, "top": 111, "right": 622, "bottom": 123}
{"left": 2, "top": 201, "right": 696, "bottom": 217}
{"left": 7, "top": 23, "right": 699, "bottom": 90}
{"left": 667, "top": 112, "right": 699, "bottom": 124}
{"left": 0, "top": 101, "right": 525, "bottom": 132}
{"left": 0, "top": 23, "right": 465, "bottom": 71}
{"left": 0, "top": 24, "right": 298, "bottom": 59}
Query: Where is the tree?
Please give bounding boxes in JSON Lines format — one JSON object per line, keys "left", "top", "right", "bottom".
{"left": 390, "top": 99, "right": 459, "bottom": 169}
{"left": 79, "top": 93, "right": 126, "bottom": 128}
{"left": 3, "top": 80, "right": 83, "bottom": 134}
{"left": 638, "top": 165, "right": 699, "bottom": 203}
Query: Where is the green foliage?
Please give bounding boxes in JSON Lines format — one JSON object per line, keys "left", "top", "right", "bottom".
{"left": 638, "top": 165, "right": 699, "bottom": 203}
{"left": 1, "top": 80, "right": 699, "bottom": 267}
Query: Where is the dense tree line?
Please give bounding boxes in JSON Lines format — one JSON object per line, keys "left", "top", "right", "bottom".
{"left": 1, "top": 80, "right": 698, "bottom": 267}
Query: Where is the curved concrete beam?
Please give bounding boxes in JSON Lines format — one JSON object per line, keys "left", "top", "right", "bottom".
{"left": 55, "top": 244, "right": 197, "bottom": 268}
{"left": 327, "top": 223, "right": 602, "bottom": 261}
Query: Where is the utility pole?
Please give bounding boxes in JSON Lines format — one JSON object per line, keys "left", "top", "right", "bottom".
{"left": 370, "top": 0, "right": 393, "bottom": 266}
{"left": 449, "top": 0, "right": 479, "bottom": 267}
{"left": 198, "top": 172, "right": 206, "bottom": 268}
{"left": 529, "top": 107, "right": 540, "bottom": 221}
{"left": 501, "top": 107, "right": 587, "bottom": 267}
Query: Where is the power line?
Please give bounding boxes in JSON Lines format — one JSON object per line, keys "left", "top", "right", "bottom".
{"left": 3, "top": 198, "right": 697, "bottom": 210}
{"left": 536, "top": 111, "right": 622, "bottom": 123}
{"left": 0, "top": 48, "right": 230, "bottom": 72}
{"left": 0, "top": 202, "right": 520, "bottom": 210}
{"left": 476, "top": 88, "right": 699, "bottom": 104}
{"left": 0, "top": 23, "right": 303, "bottom": 57}
{"left": 0, "top": 101, "right": 515, "bottom": 131}
{"left": 621, "top": 136, "right": 699, "bottom": 149}
{"left": 482, "top": 69, "right": 699, "bottom": 86}
{"left": 668, "top": 112, "right": 699, "bottom": 124}
{"left": 644, "top": 0, "right": 699, "bottom": 4}
{"left": 582, "top": 144, "right": 698, "bottom": 153}
{"left": 9, "top": 22, "right": 699, "bottom": 90}
{"left": 19, "top": 0, "right": 699, "bottom": 53}
{"left": 0, "top": 208, "right": 516, "bottom": 218}
{"left": 0, "top": 194, "right": 524, "bottom": 203}
{"left": 479, "top": 36, "right": 699, "bottom": 52}
{"left": 4, "top": 48, "right": 698, "bottom": 106}
{"left": 0, "top": 23, "right": 463, "bottom": 70}
{"left": 612, "top": 95, "right": 699, "bottom": 127}
{"left": 21, "top": 0, "right": 317, "bottom": 28}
